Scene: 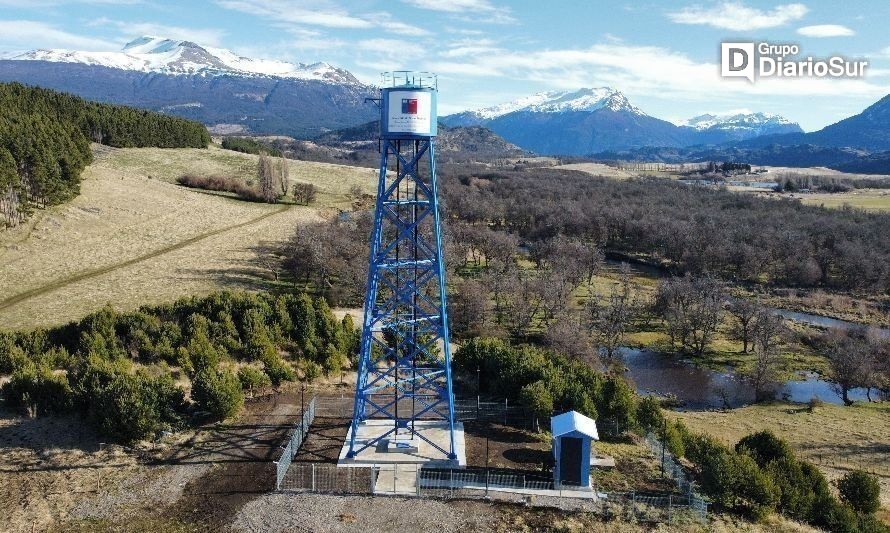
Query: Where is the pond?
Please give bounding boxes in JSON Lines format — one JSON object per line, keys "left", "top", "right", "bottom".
{"left": 619, "top": 347, "right": 869, "bottom": 410}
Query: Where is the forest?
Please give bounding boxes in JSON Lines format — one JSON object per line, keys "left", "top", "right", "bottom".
{"left": 0, "top": 82, "right": 210, "bottom": 227}
{"left": 442, "top": 169, "right": 889, "bottom": 293}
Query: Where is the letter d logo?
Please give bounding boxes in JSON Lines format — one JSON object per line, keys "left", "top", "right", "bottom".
{"left": 721, "top": 42, "right": 755, "bottom": 82}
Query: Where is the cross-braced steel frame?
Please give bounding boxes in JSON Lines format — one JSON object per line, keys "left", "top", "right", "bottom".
{"left": 346, "top": 138, "right": 457, "bottom": 461}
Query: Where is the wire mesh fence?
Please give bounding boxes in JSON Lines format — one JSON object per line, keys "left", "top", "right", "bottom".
{"left": 273, "top": 396, "right": 316, "bottom": 490}
{"left": 278, "top": 462, "right": 708, "bottom": 523}
{"left": 644, "top": 432, "right": 709, "bottom": 520}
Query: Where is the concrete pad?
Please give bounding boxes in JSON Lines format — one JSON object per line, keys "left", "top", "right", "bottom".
{"left": 337, "top": 420, "right": 466, "bottom": 468}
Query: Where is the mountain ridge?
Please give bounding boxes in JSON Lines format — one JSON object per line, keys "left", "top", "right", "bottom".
{"left": 443, "top": 89, "right": 802, "bottom": 155}
{"left": 3, "top": 36, "right": 361, "bottom": 85}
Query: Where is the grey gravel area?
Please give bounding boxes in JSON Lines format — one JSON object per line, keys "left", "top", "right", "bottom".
{"left": 70, "top": 463, "right": 211, "bottom": 521}
{"left": 231, "top": 492, "right": 496, "bottom": 533}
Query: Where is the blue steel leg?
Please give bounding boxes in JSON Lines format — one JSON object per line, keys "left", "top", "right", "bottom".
{"left": 346, "top": 141, "right": 390, "bottom": 458}
{"left": 427, "top": 140, "right": 458, "bottom": 461}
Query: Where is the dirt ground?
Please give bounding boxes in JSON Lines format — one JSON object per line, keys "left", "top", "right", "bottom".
{"left": 0, "top": 389, "right": 305, "bottom": 532}
{"left": 2, "top": 388, "right": 833, "bottom": 533}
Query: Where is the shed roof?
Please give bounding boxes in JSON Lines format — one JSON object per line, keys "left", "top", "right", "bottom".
{"left": 551, "top": 410, "right": 599, "bottom": 440}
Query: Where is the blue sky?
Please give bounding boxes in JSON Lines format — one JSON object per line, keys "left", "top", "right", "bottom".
{"left": 0, "top": 0, "right": 888, "bottom": 130}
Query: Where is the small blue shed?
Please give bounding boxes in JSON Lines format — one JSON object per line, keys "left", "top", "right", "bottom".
{"left": 551, "top": 411, "right": 599, "bottom": 488}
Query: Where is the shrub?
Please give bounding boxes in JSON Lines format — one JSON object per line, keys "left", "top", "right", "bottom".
{"left": 237, "top": 366, "right": 271, "bottom": 391}
{"left": 838, "top": 470, "right": 881, "bottom": 515}
{"left": 191, "top": 368, "right": 244, "bottom": 420}
{"left": 635, "top": 395, "right": 665, "bottom": 432}
{"left": 0, "top": 343, "right": 31, "bottom": 375}
{"left": 261, "top": 355, "right": 295, "bottom": 386}
{"left": 519, "top": 380, "right": 554, "bottom": 422}
{"left": 71, "top": 358, "right": 185, "bottom": 442}
{"left": 2, "top": 364, "right": 73, "bottom": 415}
{"left": 321, "top": 343, "right": 346, "bottom": 376}
{"left": 736, "top": 430, "right": 794, "bottom": 468}
{"left": 304, "top": 360, "right": 321, "bottom": 383}
{"left": 177, "top": 174, "right": 264, "bottom": 202}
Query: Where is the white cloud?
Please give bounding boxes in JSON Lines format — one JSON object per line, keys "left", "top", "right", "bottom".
{"left": 90, "top": 18, "right": 227, "bottom": 46}
{"left": 401, "top": 0, "right": 515, "bottom": 24}
{"left": 217, "top": 0, "right": 428, "bottom": 35}
{"left": 797, "top": 24, "right": 854, "bottom": 37}
{"left": 0, "top": 20, "right": 118, "bottom": 51}
{"left": 217, "top": 0, "right": 371, "bottom": 29}
{"left": 667, "top": 2, "right": 808, "bottom": 30}
{"left": 425, "top": 41, "right": 890, "bottom": 103}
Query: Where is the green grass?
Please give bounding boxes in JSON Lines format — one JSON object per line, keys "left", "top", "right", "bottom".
{"left": 799, "top": 189, "right": 890, "bottom": 212}
{"left": 673, "top": 401, "right": 890, "bottom": 508}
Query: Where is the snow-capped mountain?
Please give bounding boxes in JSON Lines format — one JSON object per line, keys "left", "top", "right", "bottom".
{"left": 443, "top": 88, "right": 687, "bottom": 155}
{"left": 4, "top": 36, "right": 360, "bottom": 84}
{"left": 446, "top": 88, "right": 643, "bottom": 126}
{"left": 0, "top": 36, "right": 376, "bottom": 137}
{"left": 678, "top": 112, "right": 802, "bottom": 143}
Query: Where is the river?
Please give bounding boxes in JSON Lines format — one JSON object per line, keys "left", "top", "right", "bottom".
{"left": 620, "top": 347, "right": 869, "bottom": 410}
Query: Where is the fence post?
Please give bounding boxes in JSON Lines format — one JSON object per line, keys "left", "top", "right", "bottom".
{"left": 371, "top": 466, "right": 377, "bottom": 494}
{"left": 450, "top": 469, "right": 454, "bottom": 498}
{"left": 504, "top": 398, "right": 508, "bottom": 425}
{"left": 311, "top": 463, "right": 316, "bottom": 491}
{"left": 631, "top": 492, "right": 636, "bottom": 521}
{"left": 273, "top": 461, "right": 280, "bottom": 490}
{"left": 668, "top": 494, "right": 672, "bottom": 523}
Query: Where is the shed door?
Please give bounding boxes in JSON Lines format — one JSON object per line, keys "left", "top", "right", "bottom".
{"left": 559, "top": 436, "right": 583, "bottom": 485}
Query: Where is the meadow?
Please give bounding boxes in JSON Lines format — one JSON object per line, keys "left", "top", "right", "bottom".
{"left": 0, "top": 144, "right": 375, "bottom": 329}
{"left": 673, "top": 401, "right": 890, "bottom": 509}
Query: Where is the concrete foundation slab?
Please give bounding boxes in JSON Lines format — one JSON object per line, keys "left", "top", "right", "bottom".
{"left": 337, "top": 420, "right": 466, "bottom": 468}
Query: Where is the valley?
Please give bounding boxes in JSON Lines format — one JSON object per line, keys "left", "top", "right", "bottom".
{"left": 1, "top": 14, "right": 889, "bottom": 531}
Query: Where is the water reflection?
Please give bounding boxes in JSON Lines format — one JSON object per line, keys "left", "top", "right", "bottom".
{"left": 619, "top": 347, "right": 868, "bottom": 410}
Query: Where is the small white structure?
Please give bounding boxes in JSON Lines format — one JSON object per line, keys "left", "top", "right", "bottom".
{"left": 551, "top": 411, "right": 599, "bottom": 488}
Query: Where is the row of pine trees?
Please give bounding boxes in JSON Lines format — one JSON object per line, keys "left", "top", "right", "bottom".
{"left": 0, "top": 82, "right": 211, "bottom": 228}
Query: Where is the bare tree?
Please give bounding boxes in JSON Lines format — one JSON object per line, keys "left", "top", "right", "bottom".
{"left": 450, "top": 278, "right": 489, "bottom": 338}
{"left": 727, "top": 298, "right": 759, "bottom": 353}
{"left": 655, "top": 275, "right": 723, "bottom": 356}
{"left": 257, "top": 154, "right": 279, "bottom": 203}
{"left": 545, "top": 312, "right": 596, "bottom": 362}
{"left": 748, "top": 310, "right": 786, "bottom": 402}
{"left": 823, "top": 327, "right": 870, "bottom": 406}
{"left": 500, "top": 270, "right": 542, "bottom": 337}
{"left": 585, "top": 264, "right": 633, "bottom": 359}
{"left": 292, "top": 182, "right": 317, "bottom": 205}
{"left": 277, "top": 156, "right": 289, "bottom": 197}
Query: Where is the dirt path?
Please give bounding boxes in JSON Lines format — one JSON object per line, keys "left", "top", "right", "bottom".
{"left": 0, "top": 204, "right": 290, "bottom": 313}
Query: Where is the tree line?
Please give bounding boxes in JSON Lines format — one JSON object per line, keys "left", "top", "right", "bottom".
{"left": 0, "top": 290, "right": 358, "bottom": 442}
{"left": 441, "top": 170, "right": 889, "bottom": 293}
{"left": 0, "top": 82, "right": 210, "bottom": 228}
{"left": 221, "top": 136, "right": 282, "bottom": 157}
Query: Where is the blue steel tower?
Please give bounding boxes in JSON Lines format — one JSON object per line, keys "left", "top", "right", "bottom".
{"left": 346, "top": 72, "right": 457, "bottom": 461}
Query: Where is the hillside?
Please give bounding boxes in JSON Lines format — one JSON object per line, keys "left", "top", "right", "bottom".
{"left": 0, "top": 82, "right": 210, "bottom": 228}
{"left": 314, "top": 120, "right": 529, "bottom": 160}
{"left": 0, "top": 36, "right": 377, "bottom": 138}
{"left": 442, "top": 88, "right": 802, "bottom": 155}
{"left": 0, "top": 144, "right": 374, "bottom": 329}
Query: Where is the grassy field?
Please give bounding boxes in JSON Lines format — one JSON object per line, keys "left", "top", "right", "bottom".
{"left": 672, "top": 402, "right": 890, "bottom": 507}
{"left": 796, "top": 188, "right": 890, "bottom": 212}
{"left": 0, "top": 145, "right": 375, "bottom": 330}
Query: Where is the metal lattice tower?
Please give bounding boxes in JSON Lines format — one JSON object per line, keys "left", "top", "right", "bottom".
{"left": 346, "top": 72, "right": 457, "bottom": 461}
